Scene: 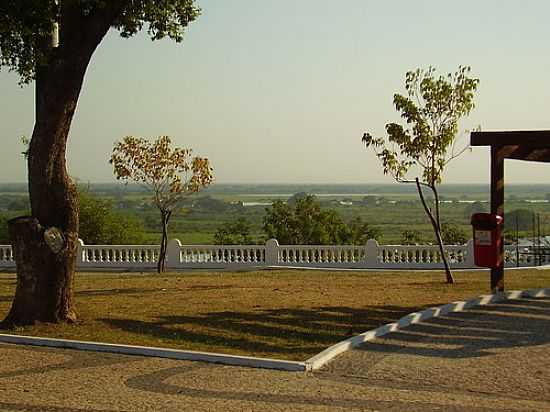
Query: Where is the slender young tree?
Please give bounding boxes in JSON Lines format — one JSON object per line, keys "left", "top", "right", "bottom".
{"left": 362, "top": 66, "right": 479, "bottom": 284}
{"left": 0, "top": 1, "right": 201, "bottom": 326}
{"left": 111, "top": 135, "right": 213, "bottom": 273}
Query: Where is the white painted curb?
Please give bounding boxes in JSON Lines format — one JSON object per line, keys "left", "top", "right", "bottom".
{"left": 304, "top": 287, "right": 550, "bottom": 371}
{"left": 0, "top": 334, "right": 307, "bottom": 372}
{"left": 0, "top": 288, "right": 547, "bottom": 372}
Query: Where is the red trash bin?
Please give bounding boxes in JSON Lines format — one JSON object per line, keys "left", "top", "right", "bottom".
{"left": 470, "top": 213, "right": 504, "bottom": 268}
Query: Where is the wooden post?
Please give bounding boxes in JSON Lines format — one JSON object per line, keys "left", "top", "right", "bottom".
{"left": 490, "top": 145, "right": 505, "bottom": 292}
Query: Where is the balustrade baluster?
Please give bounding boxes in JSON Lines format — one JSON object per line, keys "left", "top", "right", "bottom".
{"left": 4, "top": 239, "right": 543, "bottom": 271}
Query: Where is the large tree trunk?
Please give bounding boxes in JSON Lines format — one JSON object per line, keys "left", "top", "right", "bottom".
{"left": 3, "top": 69, "right": 81, "bottom": 325}
{"left": 5, "top": 216, "right": 78, "bottom": 325}
{"left": 2, "top": 53, "right": 87, "bottom": 326}
{"left": 1, "top": 4, "right": 121, "bottom": 327}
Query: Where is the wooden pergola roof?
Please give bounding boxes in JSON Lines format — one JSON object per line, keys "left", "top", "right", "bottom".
{"left": 471, "top": 130, "right": 550, "bottom": 162}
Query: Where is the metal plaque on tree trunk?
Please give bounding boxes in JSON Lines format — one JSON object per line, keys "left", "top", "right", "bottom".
{"left": 44, "top": 227, "right": 65, "bottom": 254}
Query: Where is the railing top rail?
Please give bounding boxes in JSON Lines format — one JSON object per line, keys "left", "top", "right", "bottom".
{"left": 180, "top": 245, "right": 266, "bottom": 250}
{"left": 81, "top": 244, "right": 160, "bottom": 249}
{"left": 380, "top": 242, "right": 469, "bottom": 247}
{"left": 278, "top": 244, "right": 364, "bottom": 249}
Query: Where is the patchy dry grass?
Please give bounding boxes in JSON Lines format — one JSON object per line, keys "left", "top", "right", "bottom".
{"left": 0, "top": 269, "right": 548, "bottom": 360}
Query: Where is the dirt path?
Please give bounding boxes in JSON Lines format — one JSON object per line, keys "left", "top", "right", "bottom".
{"left": 0, "top": 298, "right": 548, "bottom": 411}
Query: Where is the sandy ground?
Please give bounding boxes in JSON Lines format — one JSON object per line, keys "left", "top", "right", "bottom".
{"left": 0, "top": 297, "right": 548, "bottom": 411}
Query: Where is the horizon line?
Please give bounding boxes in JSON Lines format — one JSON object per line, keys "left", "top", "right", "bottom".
{"left": 2, "top": 181, "right": 550, "bottom": 186}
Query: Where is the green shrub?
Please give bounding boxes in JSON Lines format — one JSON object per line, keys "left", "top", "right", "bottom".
{"left": 79, "top": 190, "right": 145, "bottom": 244}
{"left": 263, "top": 195, "right": 379, "bottom": 245}
{"left": 213, "top": 218, "right": 253, "bottom": 245}
{"left": 441, "top": 223, "right": 468, "bottom": 245}
{"left": 0, "top": 215, "right": 8, "bottom": 244}
{"left": 401, "top": 229, "right": 423, "bottom": 245}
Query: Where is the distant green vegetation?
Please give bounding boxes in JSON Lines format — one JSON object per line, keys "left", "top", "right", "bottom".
{"left": 0, "top": 215, "right": 8, "bottom": 244}
{"left": 2, "top": 184, "right": 550, "bottom": 245}
{"left": 263, "top": 195, "right": 380, "bottom": 245}
{"left": 213, "top": 218, "right": 253, "bottom": 245}
{"left": 78, "top": 190, "right": 145, "bottom": 244}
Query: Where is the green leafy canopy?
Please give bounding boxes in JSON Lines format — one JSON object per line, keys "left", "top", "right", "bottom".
{"left": 0, "top": 0, "right": 201, "bottom": 83}
{"left": 362, "top": 66, "right": 479, "bottom": 186}
{"left": 263, "top": 195, "right": 380, "bottom": 245}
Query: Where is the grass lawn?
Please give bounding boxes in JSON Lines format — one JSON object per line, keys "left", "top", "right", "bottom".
{"left": 0, "top": 269, "right": 548, "bottom": 361}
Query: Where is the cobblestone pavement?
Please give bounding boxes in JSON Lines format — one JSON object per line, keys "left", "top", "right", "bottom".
{"left": 0, "top": 298, "right": 548, "bottom": 411}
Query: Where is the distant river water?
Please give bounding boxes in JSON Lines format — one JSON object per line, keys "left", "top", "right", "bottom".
{"left": 239, "top": 193, "right": 378, "bottom": 197}
{"left": 242, "top": 202, "right": 273, "bottom": 206}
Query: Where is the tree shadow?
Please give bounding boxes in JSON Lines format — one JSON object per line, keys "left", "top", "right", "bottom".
{"left": 101, "top": 298, "right": 550, "bottom": 359}
{"left": 0, "top": 295, "right": 12, "bottom": 303}
{"left": 100, "top": 304, "right": 434, "bottom": 357}
{"left": 0, "top": 287, "right": 164, "bottom": 303}
{"left": 354, "top": 298, "right": 550, "bottom": 359}
{"left": 76, "top": 287, "right": 164, "bottom": 297}
{"left": 186, "top": 285, "right": 243, "bottom": 291}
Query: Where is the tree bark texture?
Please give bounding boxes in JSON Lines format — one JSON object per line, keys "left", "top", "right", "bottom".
{"left": 157, "top": 210, "right": 172, "bottom": 273}
{"left": 415, "top": 179, "right": 455, "bottom": 284}
{"left": 2, "top": 4, "right": 123, "bottom": 326}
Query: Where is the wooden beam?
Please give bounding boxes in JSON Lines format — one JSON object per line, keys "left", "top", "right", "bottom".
{"left": 517, "top": 148, "right": 550, "bottom": 162}
{"left": 498, "top": 145, "right": 550, "bottom": 162}
{"left": 471, "top": 130, "right": 550, "bottom": 147}
{"left": 490, "top": 146, "right": 505, "bottom": 293}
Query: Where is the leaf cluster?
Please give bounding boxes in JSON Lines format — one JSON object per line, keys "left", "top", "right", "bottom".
{"left": 213, "top": 218, "right": 253, "bottom": 245}
{"left": 440, "top": 223, "right": 468, "bottom": 245}
{"left": 78, "top": 189, "right": 145, "bottom": 244}
{"left": 0, "top": 215, "right": 8, "bottom": 244}
{"left": 363, "top": 66, "right": 479, "bottom": 186}
{"left": 400, "top": 229, "right": 423, "bottom": 245}
{"left": 0, "top": 0, "right": 59, "bottom": 83}
{"left": 0, "top": 0, "right": 200, "bottom": 83}
{"left": 263, "top": 195, "right": 380, "bottom": 245}
{"left": 110, "top": 135, "right": 214, "bottom": 213}
{"left": 114, "top": 0, "right": 200, "bottom": 41}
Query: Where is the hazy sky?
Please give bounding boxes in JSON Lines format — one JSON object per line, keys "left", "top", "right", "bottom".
{"left": 2, "top": 0, "right": 550, "bottom": 184}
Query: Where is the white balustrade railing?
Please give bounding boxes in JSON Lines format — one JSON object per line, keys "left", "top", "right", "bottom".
{"left": 278, "top": 244, "right": 366, "bottom": 267}
{"left": 0, "top": 238, "right": 543, "bottom": 271}
{"left": 178, "top": 244, "right": 266, "bottom": 267}
{"left": 79, "top": 241, "right": 159, "bottom": 269}
{"left": 373, "top": 243, "right": 471, "bottom": 269}
{"left": 0, "top": 245, "right": 15, "bottom": 268}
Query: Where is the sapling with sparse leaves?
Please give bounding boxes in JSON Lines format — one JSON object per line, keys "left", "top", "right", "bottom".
{"left": 362, "top": 66, "right": 479, "bottom": 284}
{"left": 111, "top": 135, "right": 213, "bottom": 273}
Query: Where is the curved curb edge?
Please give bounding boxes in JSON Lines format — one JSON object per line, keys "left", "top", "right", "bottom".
{"left": 304, "top": 287, "right": 550, "bottom": 371}
{"left": 0, "top": 288, "right": 547, "bottom": 373}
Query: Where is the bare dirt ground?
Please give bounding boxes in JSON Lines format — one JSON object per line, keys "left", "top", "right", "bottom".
{"left": 0, "top": 297, "right": 548, "bottom": 411}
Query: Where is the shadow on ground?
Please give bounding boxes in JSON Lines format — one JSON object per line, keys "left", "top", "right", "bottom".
{"left": 100, "top": 305, "right": 422, "bottom": 358}
{"left": 354, "top": 298, "right": 550, "bottom": 358}
{"left": 101, "top": 298, "right": 550, "bottom": 359}
{"left": 0, "top": 287, "right": 162, "bottom": 303}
